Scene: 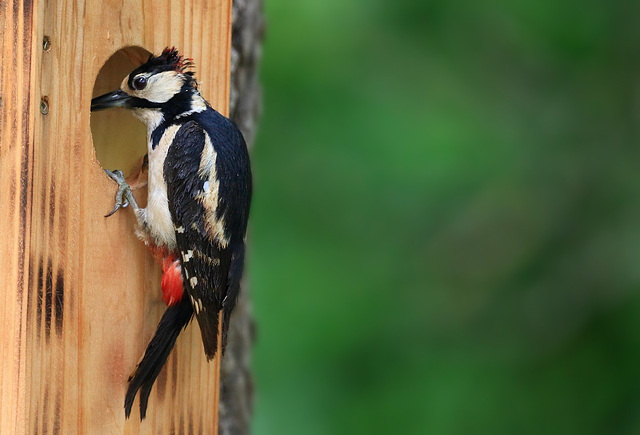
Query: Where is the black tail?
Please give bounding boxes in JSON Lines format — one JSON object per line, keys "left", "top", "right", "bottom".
{"left": 221, "top": 242, "right": 246, "bottom": 352}
{"left": 194, "top": 308, "right": 220, "bottom": 360}
{"left": 124, "top": 296, "right": 193, "bottom": 420}
{"left": 196, "top": 242, "right": 246, "bottom": 358}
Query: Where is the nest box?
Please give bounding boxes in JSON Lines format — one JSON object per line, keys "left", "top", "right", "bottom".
{"left": 0, "top": 1, "right": 233, "bottom": 432}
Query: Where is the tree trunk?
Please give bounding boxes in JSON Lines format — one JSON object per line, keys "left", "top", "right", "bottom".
{"left": 220, "top": 0, "right": 264, "bottom": 433}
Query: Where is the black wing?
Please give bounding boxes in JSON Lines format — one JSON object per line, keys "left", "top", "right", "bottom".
{"left": 198, "top": 109, "right": 252, "bottom": 350}
{"left": 164, "top": 118, "right": 251, "bottom": 358}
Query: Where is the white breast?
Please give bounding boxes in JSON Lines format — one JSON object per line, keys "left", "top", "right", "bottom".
{"left": 143, "top": 124, "right": 182, "bottom": 249}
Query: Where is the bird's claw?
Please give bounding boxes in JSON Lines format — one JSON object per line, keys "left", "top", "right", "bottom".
{"left": 104, "top": 169, "right": 135, "bottom": 218}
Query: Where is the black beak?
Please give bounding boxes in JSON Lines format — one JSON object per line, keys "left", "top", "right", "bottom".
{"left": 91, "top": 89, "right": 132, "bottom": 112}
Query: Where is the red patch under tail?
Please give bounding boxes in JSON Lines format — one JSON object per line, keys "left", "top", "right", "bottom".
{"left": 161, "top": 256, "right": 183, "bottom": 306}
{"left": 146, "top": 244, "right": 184, "bottom": 306}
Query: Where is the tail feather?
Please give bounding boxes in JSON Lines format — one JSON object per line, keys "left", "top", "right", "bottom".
{"left": 194, "top": 309, "right": 220, "bottom": 360}
{"left": 125, "top": 296, "right": 193, "bottom": 420}
{"left": 221, "top": 242, "right": 245, "bottom": 352}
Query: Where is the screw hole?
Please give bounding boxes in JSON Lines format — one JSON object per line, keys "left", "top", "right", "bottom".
{"left": 40, "top": 97, "right": 49, "bottom": 115}
{"left": 43, "top": 36, "right": 51, "bottom": 52}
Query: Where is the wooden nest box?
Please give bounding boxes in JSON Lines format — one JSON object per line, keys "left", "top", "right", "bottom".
{"left": 1, "top": 0, "right": 233, "bottom": 432}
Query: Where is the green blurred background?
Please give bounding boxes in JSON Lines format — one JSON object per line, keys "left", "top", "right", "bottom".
{"left": 249, "top": 1, "right": 640, "bottom": 434}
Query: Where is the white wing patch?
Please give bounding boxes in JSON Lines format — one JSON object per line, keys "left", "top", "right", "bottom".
{"left": 182, "top": 250, "right": 194, "bottom": 262}
{"left": 197, "top": 133, "right": 230, "bottom": 248}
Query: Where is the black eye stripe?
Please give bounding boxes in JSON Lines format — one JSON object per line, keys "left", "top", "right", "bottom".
{"left": 133, "top": 75, "right": 147, "bottom": 90}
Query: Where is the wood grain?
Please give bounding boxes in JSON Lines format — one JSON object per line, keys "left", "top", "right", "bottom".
{"left": 0, "top": 1, "right": 232, "bottom": 433}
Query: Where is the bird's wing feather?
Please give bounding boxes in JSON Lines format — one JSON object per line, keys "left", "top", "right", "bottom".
{"left": 164, "top": 120, "right": 231, "bottom": 358}
{"left": 164, "top": 115, "right": 252, "bottom": 357}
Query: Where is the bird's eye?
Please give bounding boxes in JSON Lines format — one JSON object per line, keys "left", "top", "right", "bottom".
{"left": 133, "top": 76, "right": 147, "bottom": 90}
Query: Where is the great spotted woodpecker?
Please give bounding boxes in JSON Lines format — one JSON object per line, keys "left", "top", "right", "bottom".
{"left": 91, "top": 47, "right": 252, "bottom": 419}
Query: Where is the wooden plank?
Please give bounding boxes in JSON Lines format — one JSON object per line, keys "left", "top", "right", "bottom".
{"left": 0, "top": 0, "right": 38, "bottom": 433}
{"left": 1, "top": 0, "right": 233, "bottom": 432}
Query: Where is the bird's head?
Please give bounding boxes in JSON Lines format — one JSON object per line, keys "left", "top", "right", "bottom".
{"left": 91, "top": 47, "right": 201, "bottom": 126}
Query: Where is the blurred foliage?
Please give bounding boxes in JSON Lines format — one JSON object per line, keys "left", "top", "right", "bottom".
{"left": 249, "top": 0, "right": 640, "bottom": 434}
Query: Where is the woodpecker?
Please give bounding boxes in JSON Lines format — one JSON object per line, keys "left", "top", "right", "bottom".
{"left": 91, "top": 47, "right": 251, "bottom": 420}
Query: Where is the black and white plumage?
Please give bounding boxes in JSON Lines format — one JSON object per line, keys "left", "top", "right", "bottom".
{"left": 91, "top": 47, "right": 251, "bottom": 420}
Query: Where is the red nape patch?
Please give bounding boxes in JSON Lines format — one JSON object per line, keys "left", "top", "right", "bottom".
{"left": 161, "top": 258, "right": 183, "bottom": 306}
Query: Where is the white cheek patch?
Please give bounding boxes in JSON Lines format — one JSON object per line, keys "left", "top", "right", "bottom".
{"left": 142, "top": 71, "right": 184, "bottom": 103}
{"left": 120, "top": 71, "right": 184, "bottom": 104}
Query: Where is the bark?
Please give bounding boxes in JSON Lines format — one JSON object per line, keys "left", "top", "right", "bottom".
{"left": 220, "top": 0, "right": 264, "bottom": 434}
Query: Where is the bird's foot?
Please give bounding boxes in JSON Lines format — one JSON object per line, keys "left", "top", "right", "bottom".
{"left": 104, "top": 169, "right": 139, "bottom": 217}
